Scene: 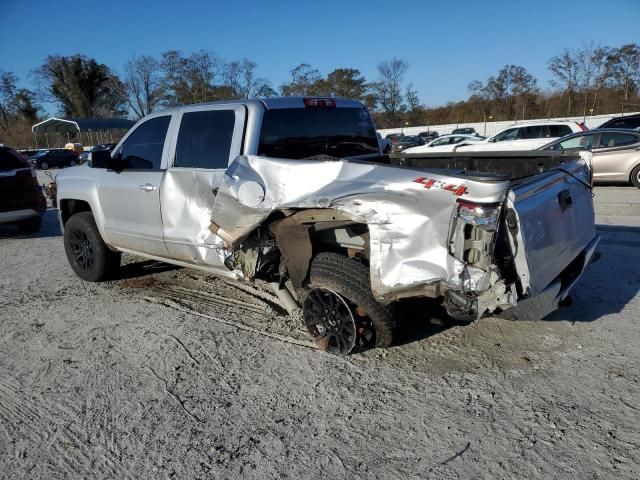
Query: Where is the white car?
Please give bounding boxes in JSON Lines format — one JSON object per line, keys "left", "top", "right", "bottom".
{"left": 403, "top": 134, "right": 485, "bottom": 153}
{"left": 455, "top": 121, "right": 587, "bottom": 152}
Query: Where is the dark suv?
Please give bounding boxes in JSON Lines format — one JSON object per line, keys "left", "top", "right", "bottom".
{"left": 29, "top": 149, "right": 79, "bottom": 169}
{"left": 598, "top": 113, "right": 640, "bottom": 130}
{"left": 0, "top": 146, "right": 47, "bottom": 233}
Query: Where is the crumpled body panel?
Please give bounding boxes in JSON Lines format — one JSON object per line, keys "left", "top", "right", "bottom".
{"left": 211, "top": 155, "right": 511, "bottom": 302}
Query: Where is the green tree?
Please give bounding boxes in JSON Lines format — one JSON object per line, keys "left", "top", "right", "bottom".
{"left": 36, "top": 54, "right": 126, "bottom": 117}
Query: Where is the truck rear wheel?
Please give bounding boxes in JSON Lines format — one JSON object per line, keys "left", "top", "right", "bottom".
{"left": 304, "top": 252, "right": 396, "bottom": 355}
{"left": 64, "top": 211, "right": 120, "bottom": 281}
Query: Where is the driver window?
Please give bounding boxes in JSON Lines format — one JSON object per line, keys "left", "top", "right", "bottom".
{"left": 557, "top": 134, "right": 596, "bottom": 151}
{"left": 119, "top": 116, "right": 171, "bottom": 170}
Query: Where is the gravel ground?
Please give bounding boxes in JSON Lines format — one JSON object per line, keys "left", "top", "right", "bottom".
{"left": 1, "top": 176, "right": 639, "bottom": 479}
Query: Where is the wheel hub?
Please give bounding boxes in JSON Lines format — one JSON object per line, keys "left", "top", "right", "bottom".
{"left": 304, "top": 288, "right": 357, "bottom": 355}
{"left": 70, "top": 230, "right": 94, "bottom": 271}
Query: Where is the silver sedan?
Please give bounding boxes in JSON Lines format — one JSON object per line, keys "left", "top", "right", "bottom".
{"left": 541, "top": 129, "right": 640, "bottom": 188}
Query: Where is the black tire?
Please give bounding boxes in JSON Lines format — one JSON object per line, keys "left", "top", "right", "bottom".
{"left": 64, "top": 211, "right": 120, "bottom": 281}
{"left": 631, "top": 164, "right": 640, "bottom": 188}
{"left": 17, "top": 216, "right": 42, "bottom": 234}
{"left": 305, "top": 252, "right": 396, "bottom": 352}
{"left": 40, "top": 161, "right": 49, "bottom": 170}
{"left": 69, "top": 160, "right": 77, "bottom": 167}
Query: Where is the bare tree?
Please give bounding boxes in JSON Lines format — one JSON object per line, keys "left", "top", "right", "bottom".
{"left": 610, "top": 44, "right": 640, "bottom": 102}
{"left": 374, "top": 57, "right": 409, "bottom": 124}
{"left": 223, "top": 59, "right": 274, "bottom": 99}
{"left": 548, "top": 49, "right": 581, "bottom": 115}
{"left": 124, "top": 55, "right": 163, "bottom": 119}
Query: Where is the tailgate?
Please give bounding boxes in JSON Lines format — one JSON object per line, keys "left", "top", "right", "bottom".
{"left": 505, "top": 160, "right": 596, "bottom": 296}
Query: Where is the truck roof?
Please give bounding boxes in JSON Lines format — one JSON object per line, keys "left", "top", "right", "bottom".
{"left": 154, "top": 96, "right": 366, "bottom": 115}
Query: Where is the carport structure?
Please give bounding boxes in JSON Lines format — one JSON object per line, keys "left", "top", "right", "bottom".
{"left": 31, "top": 117, "right": 135, "bottom": 148}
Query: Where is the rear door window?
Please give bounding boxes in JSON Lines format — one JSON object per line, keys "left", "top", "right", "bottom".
{"left": 119, "top": 115, "right": 171, "bottom": 169}
{"left": 258, "top": 107, "right": 379, "bottom": 159}
{"left": 174, "top": 110, "right": 236, "bottom": 169}
{"left": 597, "top": 132, "right": 639, "bottom": 148}
{"left": 548, "top": 125, "right": 573, "bottom": 137}
{"left": 517, "top": 126, "right": 543, "bottom": 139}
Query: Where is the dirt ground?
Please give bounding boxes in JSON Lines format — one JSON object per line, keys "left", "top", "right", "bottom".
{"left": 1, "top": 177, "right": 639, "bottom": 479}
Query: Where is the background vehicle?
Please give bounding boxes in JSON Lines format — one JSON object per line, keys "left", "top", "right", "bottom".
{"left": 456, "top": 121, "right": 587, "bottom": 152}
{"left": 418, "top": 131, "right": 438, "bottom": 141}
{"left": 0, "top": 146, "right": 46, "bottom": 233}
{"left": 30, "top": 149, "right": 80, "bottom": 169}
{"left": 391, "top": 135, "right": 426, "bottom": 152}
{"left": 403, "top": 134, "right": 486, "bottom": 153}
{"left": 451, "top": 127, "right": 477, "bottom": 135}
{"left": 57, "top": 97, "right": 598, "bottom": 355}
{"left": 598, "top": 113, "right": 640, "bottom": 130}
{"left": 79, "top": 143, "right": 117, "bottom": 163}
{"left": 541, "top": 128, "right": 640, "bottom": 187}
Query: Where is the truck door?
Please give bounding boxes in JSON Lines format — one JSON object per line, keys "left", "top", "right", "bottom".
{"left": 160, "top": 105, "right": 246, "bottom": 270}
{"left": 98, "top": 114, "right": 173, "bottom": 257}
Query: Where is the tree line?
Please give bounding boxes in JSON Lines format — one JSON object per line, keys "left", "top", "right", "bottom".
{"left": 1, "top": 43, "right": 639, "bottom": 147}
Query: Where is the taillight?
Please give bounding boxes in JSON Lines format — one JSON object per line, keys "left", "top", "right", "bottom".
{"left": 576, "top": 121, "right": 588, "bottom": 131}
{"left": 449, "top": 200, "right": 501, "bottom": 267}
{"left": 303, "top": 97, "right": 336, "bottom": 108}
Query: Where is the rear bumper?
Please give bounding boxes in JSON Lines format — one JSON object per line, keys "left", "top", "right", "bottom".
{"left": 498, "top": 234, "right": 600, "bottom": 321}
{"left": 0, "top": 208, "right": 43, "bottom": 224}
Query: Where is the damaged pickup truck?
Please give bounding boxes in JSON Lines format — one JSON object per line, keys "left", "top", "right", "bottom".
{"left": 56, "top": 97, "right": 599, "bottom": 355}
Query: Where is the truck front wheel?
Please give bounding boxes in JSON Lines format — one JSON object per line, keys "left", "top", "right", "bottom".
{"left": 303, "top": 252, "right": 396, "bottom": 355}
{"left": 64, "top": 211, "right": 120, "bottom": 281}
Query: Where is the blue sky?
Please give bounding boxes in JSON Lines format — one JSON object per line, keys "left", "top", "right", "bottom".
{"left": 1, "top": 0, "right": 639, "bottom": 112}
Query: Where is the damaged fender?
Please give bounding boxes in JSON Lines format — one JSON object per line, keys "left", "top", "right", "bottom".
{"left": 210, "top": 155, "right": 512, "bottom": 312}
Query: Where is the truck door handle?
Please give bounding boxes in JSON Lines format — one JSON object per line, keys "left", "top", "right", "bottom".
{"left": 139, "top": 183, "right": 157, "bottom": 192}
{"left": 558, "top": 189, "right": 572, "bottom": 212}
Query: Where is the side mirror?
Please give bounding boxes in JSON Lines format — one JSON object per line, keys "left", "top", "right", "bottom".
{"left": 88, "top": 149, "right": 111, "bottom": 168}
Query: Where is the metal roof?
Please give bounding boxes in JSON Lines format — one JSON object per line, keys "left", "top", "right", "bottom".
{"left": 32, "top": 117, "right": 135, "bottom": 134}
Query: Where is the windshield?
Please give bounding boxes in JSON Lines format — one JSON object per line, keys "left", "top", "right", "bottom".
{"left": 258, "top": 107, "right": 379, "bottom": 159}
{"left": 33, "top": 151, "right": 48, "bottom": 157}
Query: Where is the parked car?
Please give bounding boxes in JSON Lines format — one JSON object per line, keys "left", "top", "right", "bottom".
{"left": 456, "top": 121, "right": 587, "bottom": 152}
{"left": 598, "top": 113, "right": 640, "bottom": 130}
{"left": 403, "top": 134, "right": 486, "bottom": 153}
{"left": 391, "top": 135, "right": 426, "bottom": 152}
{"left": 0, "top": 146, "right": 46, "bottom": 233}
{"left": 418, "top": 131, "right": 439, "bottom": 141}
{"left": 30, "top": 149, "right": 80, "bottom": 169}
{"left": 57, "top": 97, "right": 598, "bottom": 355}
{"left": 79, "top": 143, "right": 117, "bottom": 163}
{"left": 540, "top": 128, "right": 640, "bottom": 187}
{"left": 451, "top": 127, "right": 477, "bottom": 135}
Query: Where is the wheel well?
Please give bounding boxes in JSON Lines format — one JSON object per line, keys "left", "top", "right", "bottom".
{"left": 59, "top": 199, "right": 92, "bottom": 225}
{"left": 264, "top": 210, "right": 370, "bottom": 289}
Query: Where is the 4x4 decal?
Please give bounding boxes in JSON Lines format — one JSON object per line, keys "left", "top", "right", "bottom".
{"left": 413, "top": 177, "right": 468, "bottom": 196}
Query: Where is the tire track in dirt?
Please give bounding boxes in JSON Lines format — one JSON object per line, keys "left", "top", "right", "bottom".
{"left": 0, "top": 376, "right": 131, "bottom": 478}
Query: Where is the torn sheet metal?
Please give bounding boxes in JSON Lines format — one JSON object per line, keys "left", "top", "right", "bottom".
{"left": 210, "top": 155, "right": 512, "bottom": 303}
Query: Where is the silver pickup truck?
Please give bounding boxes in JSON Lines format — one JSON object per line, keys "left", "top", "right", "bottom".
{"left": 56, "top": 97, "right": 599, "bottom": 355}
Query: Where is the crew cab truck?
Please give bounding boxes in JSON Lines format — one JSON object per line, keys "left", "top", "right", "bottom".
{"left": 56, "top": 97, "right": 599, "bottom": 355}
